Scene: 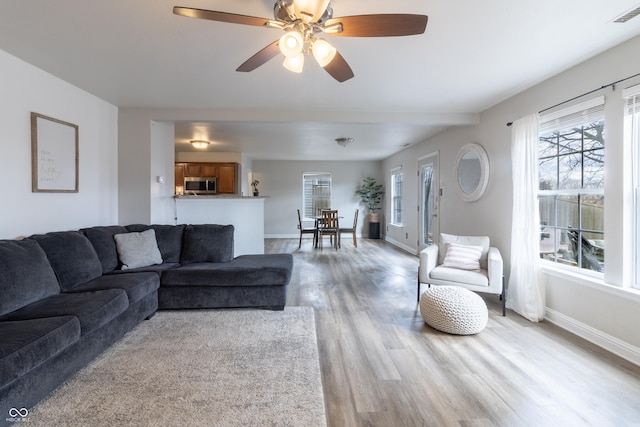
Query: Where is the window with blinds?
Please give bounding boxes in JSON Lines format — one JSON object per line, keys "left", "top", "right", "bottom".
{"left": 391, "top": 168, "right": 403, "bottom": 225}
{"left": 538, "top": 96, "right": 605, "bottom": 273}
{"left": 624, "top": 84, "right": 640, "bottom": 289}
{"left": 302, "top": 173, "right": 331, "bottom": 218}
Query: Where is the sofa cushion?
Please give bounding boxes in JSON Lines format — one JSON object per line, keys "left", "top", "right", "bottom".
{"left": 162, "top": 254, "right": 293, "bottom": 287}
{"left": 114, "top": 229, "right": 163, "bottom": 270}
{"left": 430, "top": 265, "right": 489, "bottom": 287}
{"left": 65, "top": 272, "right": 160, "bottom": 304}
{"left": 0, "top": 289, "right": 129, "bottom": 336}
{"left": 30, "top": 231, "right": 103, "bottom": 291}
{"left": 0, "top": 316, "right": 80, "bottom": 388}
{"left": 0, "top": 239, "right": 60, "bottom": 317}
{"left": 125, "top": 224, "right": 185, "bottom": 263}
{"left": 106, "top": 262, "right": 180, "bottom": 275}
{"left": 180, "top": 224, "right": 234, "bottom": 264}
{"left": 81, "top": 225, "right": 128, "bottom": 273}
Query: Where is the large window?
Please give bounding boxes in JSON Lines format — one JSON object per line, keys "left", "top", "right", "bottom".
{"left": 538, "top": 98, "right": 605, "bottom": 273}
{"left": 391, "top": 168, "right": 403, "bottom": 225}
{"left": 303, "top": 173, "right": 331, "bottom": 218}
{"left": 624, "top": 84, "right": 640, "bottom": 289}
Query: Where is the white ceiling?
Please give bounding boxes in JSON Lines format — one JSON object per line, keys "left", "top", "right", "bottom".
{"left": 2, "top": 0, "right": 640, "bottom": 160}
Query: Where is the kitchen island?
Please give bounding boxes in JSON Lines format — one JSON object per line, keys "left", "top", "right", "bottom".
{"left": 174, "top": 195, "right": 265, "bottom": 256}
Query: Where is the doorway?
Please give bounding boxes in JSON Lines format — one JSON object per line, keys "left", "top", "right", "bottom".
{"left": 418, "top": 153, "right": 439, "bottom": 252}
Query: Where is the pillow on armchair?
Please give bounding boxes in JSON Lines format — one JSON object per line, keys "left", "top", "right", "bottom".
{"left": 442, "top": 242, "right": 483, "bottom": 271}
{"left": 438, "top": 233, "right": 490, "bottom": 270}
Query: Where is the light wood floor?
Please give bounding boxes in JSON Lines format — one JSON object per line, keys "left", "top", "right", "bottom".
{"left": 266, "top": 237, "right": 640, "bottom": 427}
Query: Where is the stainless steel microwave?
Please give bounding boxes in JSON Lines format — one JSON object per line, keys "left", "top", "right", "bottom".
{"left": 184, "top": 177, "right": 217, "bottom": 194}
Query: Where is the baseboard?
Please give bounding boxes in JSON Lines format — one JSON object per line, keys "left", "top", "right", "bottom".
{"left": 545, "top": 308, "right": 640, "bottom": 367}
{"left": 264, "top": 234, "right": 367, "bottom": 239}
{"left": 383, "top": 236, "right": 416, "bottom": 255}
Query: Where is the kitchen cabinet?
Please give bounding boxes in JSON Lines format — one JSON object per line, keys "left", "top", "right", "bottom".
{"left": 217, "top": 163, "right": 237, "bottom": 194}
{"left": 185, "top": 163, "right": 202, "bottom": 177}
{"left": 174, "top": 164, "right": 185, "bottom": 191}
{"left": 177, "top": 162, "right": 238, "bottom": 194}
{"left": 202, "top": 164, "right": 217, "bottom": 177}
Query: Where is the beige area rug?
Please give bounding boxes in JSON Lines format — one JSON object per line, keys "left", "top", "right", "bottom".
{"left": 29, "top": 307, "right": 326, "bottom": 426}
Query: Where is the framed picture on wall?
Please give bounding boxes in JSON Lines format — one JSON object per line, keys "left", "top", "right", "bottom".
{"left": 31, "top": 112, "right": 79, "bottom": 193}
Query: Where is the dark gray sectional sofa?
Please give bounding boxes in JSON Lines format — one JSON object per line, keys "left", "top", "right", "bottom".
{"left": 0, "top": 224, "right": 292, "bottom": 425}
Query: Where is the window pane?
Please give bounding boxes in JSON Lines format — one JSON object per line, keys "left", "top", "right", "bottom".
{"left": 303, "top": 174, "right": 331, "bottom": 218}
{"left": 539, "top": 196, "right": 556, "bottom": 227}
{"left": 557, "top": 195, "right": 579, "bottom": 229}
{"left": 557, "top": 127, "right": 584, "bottom": 155}
{"left": 567, "top": 229, "right": 604, "bottom": 272}
{"left": 583, "top": 122, "right": 605, "bottom": 151}
{"left": 581, "top": 195, "right": 604, "bottom": 231}
{"left": 539, "top": 157, "right": 557, "bottom": 190}
{"left": 558, "top": 153, "right": 582, "bottom": 189}
{"left": 391, "top": 172, "right": 403, "bottom": 224}
{"left": 583, "top": 149, "right": 605, "bottom": 189}
{"left": 539, "top": 134, "right": 558, "bottom": 159}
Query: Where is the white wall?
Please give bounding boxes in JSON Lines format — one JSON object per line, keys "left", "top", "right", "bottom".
{"left": 0, "top": 49, "right": 118, "bottom": 239}
{"left": 253, "top": 160, "right": 382, "bottom": 237}
{"left": 150, "top": 121, "right": 175, "bottom": 224}
{"left": 384, "top": 34, "right": 640, "bottom": 363}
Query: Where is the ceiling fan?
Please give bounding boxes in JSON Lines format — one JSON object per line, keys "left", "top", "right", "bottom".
{"left": 173, "top": 0, "right": 428, "bottom": 82}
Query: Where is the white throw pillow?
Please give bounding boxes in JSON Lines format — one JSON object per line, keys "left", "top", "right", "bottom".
{"left": 114, "top": 229, "right": 163, "bottom": 270}
{"left": 442, "top": 242, "right": 483, "bottom": 271}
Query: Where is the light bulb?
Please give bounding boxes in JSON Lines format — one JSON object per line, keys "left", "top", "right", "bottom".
{"left": 311, "top": 38, "right": 337, "bottom": 68}
{"left": 279, "top": 31, "right": 303, "bottom": 58}
{"left": 293, "top": 0, "right": 330, "bottom": 22}
{"left": 283, "top": 53, "right": 305, "bottom": 73}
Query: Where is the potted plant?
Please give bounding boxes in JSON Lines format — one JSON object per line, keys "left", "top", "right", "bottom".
{"left": 356, "top": 177, "right": 384, "bottom": 238}
{"left": 251, "top": 179, "right": 260, "bottom": 196}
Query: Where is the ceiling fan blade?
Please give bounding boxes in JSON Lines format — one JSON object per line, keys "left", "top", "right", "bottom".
{"left": 324, "top": 14, "right": 428, "bottom": 37}
{"left": 323, "top": 51, "right": 354, "bottom": 83}
{"left": 173, "top": 6, "right": 272, "bottom": 27}
{"left": 236, "top": 41, "right": 281, "bottom": 72}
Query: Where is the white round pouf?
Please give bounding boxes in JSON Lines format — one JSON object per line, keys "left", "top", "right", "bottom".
{"left": 420, "top": 286, "right": 488, "bottom": 335}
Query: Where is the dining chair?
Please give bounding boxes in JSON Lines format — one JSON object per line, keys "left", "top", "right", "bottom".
{"left": 339, "top": 209, "right": 359, "bottom": 248}
{"left": 316, "top": 209, "right": 339, "bottom": 250}
{"left": 297, "top": 209, "right": 317, "bottom": 248}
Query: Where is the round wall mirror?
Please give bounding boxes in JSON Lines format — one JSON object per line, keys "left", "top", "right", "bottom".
{"left": 454, "top": 143, "right": 489, "bottom": 202}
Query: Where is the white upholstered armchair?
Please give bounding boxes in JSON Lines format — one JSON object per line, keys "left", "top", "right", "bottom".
{"left": 418, "top": 233, "right": 506, "bottom": 316}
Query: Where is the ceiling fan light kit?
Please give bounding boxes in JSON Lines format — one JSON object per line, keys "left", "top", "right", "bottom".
{"left": 283, "top": 53, "right": 305, "bottom": 73}
{"left": 311, "top": 38, "right": 337, "bottom": 67}
{"left": 173, "top": 1, "right": 428, "bottom": 82}
{"left": 279, "top": 31, "right": 304, "bottom": 57}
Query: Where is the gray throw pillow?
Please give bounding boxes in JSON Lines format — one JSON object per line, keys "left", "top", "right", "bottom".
{"left": 114, "top": 229, "right": 163, "bottom": 270}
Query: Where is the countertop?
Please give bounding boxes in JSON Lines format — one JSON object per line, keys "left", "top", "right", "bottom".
{"left": 174, "top": 195, "right": 267, "bottom": 199}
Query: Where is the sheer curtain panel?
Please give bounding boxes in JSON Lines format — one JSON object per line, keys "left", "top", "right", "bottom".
{"left": 508, "top": 114, "right": 545, "bottom": 321}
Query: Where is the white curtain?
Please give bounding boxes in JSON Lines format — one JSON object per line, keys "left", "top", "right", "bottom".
{"left": 507, "top": 114, "right": 545, "bottom": 321}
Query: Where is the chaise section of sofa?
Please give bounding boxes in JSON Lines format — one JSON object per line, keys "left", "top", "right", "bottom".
{"left": 158, "top": 224, "right": 293, "bottom": 310}
{"left": 160, "top": 254, "right": 293, "bottom": 310}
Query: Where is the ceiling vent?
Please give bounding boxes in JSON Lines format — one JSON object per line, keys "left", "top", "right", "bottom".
{"left": 614, "top": 5, "right": 640, "bottom": 23}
